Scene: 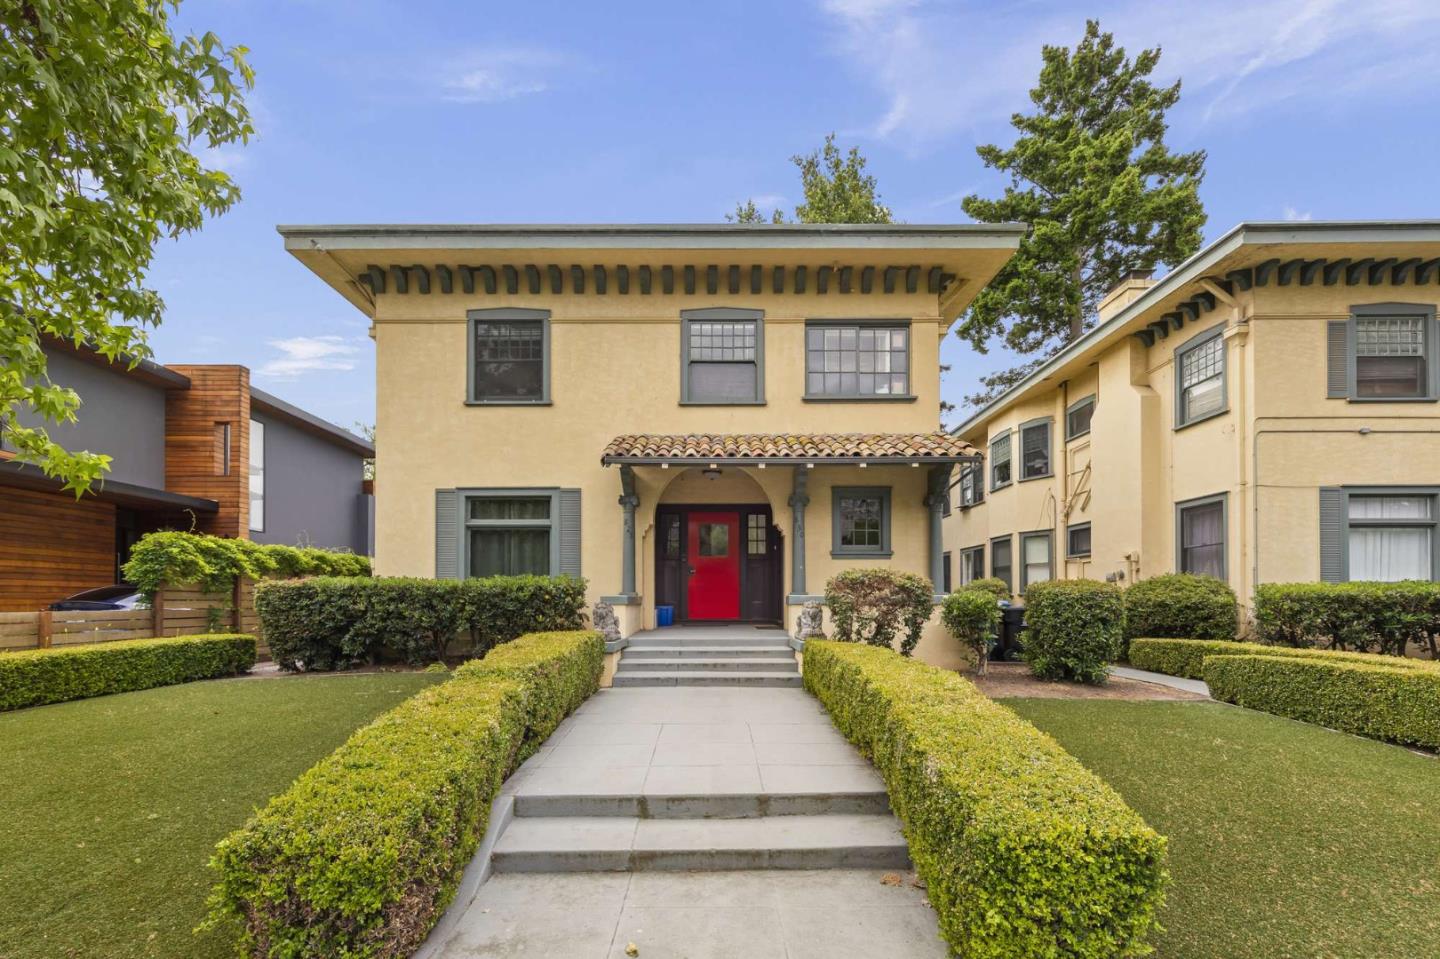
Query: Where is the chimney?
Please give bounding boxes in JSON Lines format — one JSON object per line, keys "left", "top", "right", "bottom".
{"left": 1097, "top": 270, "right": 1158, "bottom": 323}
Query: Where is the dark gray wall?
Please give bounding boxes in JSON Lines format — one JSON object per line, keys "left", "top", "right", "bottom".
{"left": 250, "top": 410, "right": 370, "bottom": 554}
{"left": 13, "top": 349, "right": 168, "bottom": 489}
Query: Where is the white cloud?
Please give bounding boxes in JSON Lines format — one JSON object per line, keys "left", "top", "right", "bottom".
{"left": 199, "top": 144, "right": 251, "bottom": 173}
{"left": 440, "top": 48, "right": 565, "bottom": 103}
{"left": 814, "top": 0, "right": 1440, "bottom": 145}
{"left": 257, "top": 336, "right": 361, "bottom": 379}
{"left": 1283, "top": 205, "right": 1313, "bottom": 221}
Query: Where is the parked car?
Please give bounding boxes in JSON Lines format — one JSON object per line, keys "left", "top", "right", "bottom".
{"left": 49, "top": 586, "right": 149, "bottom": 611}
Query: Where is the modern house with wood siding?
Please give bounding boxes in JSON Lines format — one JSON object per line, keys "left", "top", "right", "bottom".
{"left": 944, "top": 221, "right": 1440, "bottom": 614}
{"left": 280, "top": 223, "right": 1023, "bottom": 668}
{"left": 0, "top": 340, "right": 374, "bottom": 611}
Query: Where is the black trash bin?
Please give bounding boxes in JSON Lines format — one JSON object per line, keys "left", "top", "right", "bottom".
{"left": 994, "top": 604, "right": 1027, "bottom": 662}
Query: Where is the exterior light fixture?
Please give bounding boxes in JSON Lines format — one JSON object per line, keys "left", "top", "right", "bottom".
{"left": 703, "top": 467, "right": 723, "bottom": 481}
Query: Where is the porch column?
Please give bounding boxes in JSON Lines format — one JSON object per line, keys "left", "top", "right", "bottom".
{"left": 788, "top": 466, "right": 810, "bottom": 596}
{"left": 617, "top": 464, "right": 639, "bottom": 598}
{"left": 925, "top": 464, "right": 953, "bottom": 593}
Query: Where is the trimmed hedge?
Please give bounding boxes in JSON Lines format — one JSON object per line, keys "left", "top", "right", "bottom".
{"left": 0, "top": 634, "right": 256, "bottom": 711}
{"left": 1204, "top": 654, "right": 1440, "bottom": 750}
{"left": 964, "top": 577, "right": 1011, "bottom": 602}
{"left": 1022, "top": 579, "right": 1125, "bottom": 684}
{"left": 208, "top": 630, "right": 603, "bottom": 958}
{"left": 1253, "top": 581, "right": 1440, "bottom": 656}
{"left": 803, "top": 642, "right": 1166, "bottom": 958}
{"left": 122, "top": 531, "right": 369, "bottom": 597}
{"left": 1128, "top": 638, "right": 1440, "bottom": 682}
{"left": 255, "top": 575, "right": 588, "bottom": 671}
{"left": 1123, "top": 574, "right": 1237, "bottom": 646}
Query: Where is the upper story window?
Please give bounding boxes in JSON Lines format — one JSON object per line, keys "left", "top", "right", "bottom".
{"left": 832, "top": 486, "right": 892, "bottom": 557}
{"left": 468, "top": 308, "right": 550, "bottom": 404}
{"left": 1355, "top": 314, "right": 1428, "bottom": 399}
{"left": 1019, "top": 418, "right": 1052, "bottom": 481}
{"left": 1176, "top": 326, "right": 1226, "bottom": 428}
{"left": 681, "top": 307, "right": 764, "bottom": 404}
{"left": 957, "top": 461, "right": 983, "bottom": 508}
{"left": 805, "top": 322, "right": 910, "bottom": 399}
{"left": 1066, "top": 395, "right": 1095, "bottom": 440}
{"left": 990, "top": 431, "right": 1012, "bottom": 491}
{"left": 248, "top": 419, "right": 264, "bottom": 532}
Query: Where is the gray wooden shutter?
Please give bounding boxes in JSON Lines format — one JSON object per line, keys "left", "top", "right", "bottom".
{"left": 557, "top": 489, "right": 581, "bottom": 576}
{"left": 1326, "top": 321, "right": 1349, "bottom": 398}
{"left": 1319, "top": 487, "right": 1344, "bottom": 582}
{"left": 435, "top": 489, "right": 459, "bottom": 579}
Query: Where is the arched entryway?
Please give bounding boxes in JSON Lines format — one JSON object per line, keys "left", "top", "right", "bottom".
{"left": 652, "top": 467, "right": 783, "bottom": 624}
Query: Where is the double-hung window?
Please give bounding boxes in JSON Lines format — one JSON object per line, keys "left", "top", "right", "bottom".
{"left": 1346, "top": 491, "right": 1436, "bottom": 581}
{"left": 1019, "top": 531, "right": 1053, "bottom": 590}
{"left": 1175, "top": 326, "right": 1226, "bottom": 427}
{"left": 1019, "top": 418, "right": 1052, "bottom": 480}
{"left": 832, "top": 487, "right": 892, "bottom": 557}
{"left": 1354, "top": 312, "right": 1430, "bottom": 399}
{"left": 957, "top": 461, "right": 984, "bottom": 508}
{"left": 1177, "top": 494, "right": 1226, "bottom": 581}
{"left": 990, "top": 432, "right": 1012, "bottom": 491}
{"left": 990, "top": 536, "right": 1013, "bottom": 595}
{"left": 805, "top": 323, "right": 910, "bottom": 398}
{"left": 682, "top": 308, "right": 764, "bottom": 404}
{"left": 468, "top": 308, "right": 550, "bottom": 404}
{"left": 464, "top": 493, "right": 555, "bottom": 577}
{"left": 1066, "top": 395, "right": 1095, "bottom": 440}
{"left": 960, "top": 545, "right": 985, "bottom": 586}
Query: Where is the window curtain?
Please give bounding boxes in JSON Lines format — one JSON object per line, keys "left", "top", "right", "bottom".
{"left": 1023, "top": 535, "right": 1051, "bottom": 586}
{"left": 1181, "top": 503, "right": 1224, "bottom": 578}
{"left": 1349, "top": 528, "right": 1431, "bottom": 581}
{"left": 469, "top": 528, "right": 550, "bottom": 577}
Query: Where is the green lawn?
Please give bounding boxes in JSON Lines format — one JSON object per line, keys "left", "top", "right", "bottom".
{"left": 1007, "top": 699, "right": 1440, "bottom": 959}
{"left": 0, "top": 672, "right": 442, "bottom": 959}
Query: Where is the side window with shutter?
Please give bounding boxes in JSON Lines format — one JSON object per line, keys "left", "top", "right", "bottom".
{"left": 439, "top": 488, "right": 581, "bottom": 579}
{"left": 1330, "top": 305, "right": 1439, "bottom": 401}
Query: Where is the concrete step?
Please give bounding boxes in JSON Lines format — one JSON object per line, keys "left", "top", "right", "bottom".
{"left": 616, "top": 657, "right": 797, "bottom": 673}
{"left": 623, "top": 645, "right": 795, "bottom": 659}
{"left": 612, "top": 671, "right": 803, "bottom": 687}
{"left": 491, "top": 814, "right": 910, "bottom": 872}
{"left": 514, "top": 788, "right": 890, "bottom": 819}
{"left": 628, "top": 635, "right": 792, "bottom": 649}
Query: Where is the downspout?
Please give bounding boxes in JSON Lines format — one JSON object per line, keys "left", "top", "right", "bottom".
{"left": 1058, "top": 380, "right": 1069, "bottom": 578}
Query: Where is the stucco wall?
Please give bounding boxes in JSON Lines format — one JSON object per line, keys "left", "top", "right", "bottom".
{"left": 249, "top": 410, "right": 369, "bottom": 554}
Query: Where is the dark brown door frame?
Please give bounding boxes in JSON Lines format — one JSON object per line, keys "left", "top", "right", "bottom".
{"left": 655, "top": 502, "right": 781, "bottom": 625}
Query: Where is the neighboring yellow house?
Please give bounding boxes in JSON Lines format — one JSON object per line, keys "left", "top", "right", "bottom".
{"left": 280, "top": 224, "right": 1022, "bottom": 665}
{"left": 945, "top": 220, "right": 1440, "bottom": 617}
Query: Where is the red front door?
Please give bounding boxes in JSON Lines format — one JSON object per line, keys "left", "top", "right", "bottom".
{"left": 687, "top": 511, "right": 741, "bottom": 620}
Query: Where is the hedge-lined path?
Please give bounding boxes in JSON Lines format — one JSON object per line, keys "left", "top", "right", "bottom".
{"left": 422, "top": 686, "right": 948, "bottom": 957}
{"left": 1110, "top": 664, "right": 1211, "bottom": 697}
{"left": 614, "top": 625, "right": 802, "bottom": 687}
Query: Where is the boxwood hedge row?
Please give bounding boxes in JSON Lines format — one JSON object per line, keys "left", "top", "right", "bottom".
{"left": 803, "top": 641, "right": 1166, "bottom": 959}
{"left": 208, "top": 629, "right": 603, "bottom": 958}
{"left": 1204, "top": 653, "right": 1440, "bottom": 750}
{"left": 1128, "top": 638, "right": 1440, "bottom": 681}
{"left": 0, "top": 634, "right": 256, "bottom": 711}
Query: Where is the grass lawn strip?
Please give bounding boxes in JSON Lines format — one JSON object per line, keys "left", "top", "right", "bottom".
{"left": 0, "top": 672, "right": 441, "bottom": 959}
{"left": 1006, "top": 698, "right": 1440, "bottom": 959}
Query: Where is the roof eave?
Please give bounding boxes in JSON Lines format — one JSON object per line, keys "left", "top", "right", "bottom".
{"left": 601, "top": 454, "right": 981, "bottom": 467}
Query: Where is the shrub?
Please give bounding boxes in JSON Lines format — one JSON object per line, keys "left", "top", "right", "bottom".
{"left": 1253, "top": 581, "right": 1440, "bottom": 656}
{"left": 940, "top": 589, "right": 1001, "bottom": 673}
{"left": 964, "top": 577, "right": 1011, "bottom": 601}
{"left": 1204, "top": 654, "right": 1440, "bottom": 750}
{"left": 0, "top": 635, "right": 255, "bottom": 711}
{"left": 1123, "top": 574, "right": 1237, "bottom": 649}
{"left": 122, "top": 531, "right": 370, "bottom": 598}
{"left": 1128, "top": 638, "right": 1440, "bottom": 681}
{"left": 803, "top": 641, "right": 1166, "bottom": 958}
{"left": 1022, "top": 579, "right": 1124, "bottom": 684}
{"left": 824, "top": 568, "right": 934, "bottom": 657}
{"left": 256, "top": 575, "right": 588, "bottom": 671}
{"left": 207, "top": 630, "right": 602, "bottom": 958}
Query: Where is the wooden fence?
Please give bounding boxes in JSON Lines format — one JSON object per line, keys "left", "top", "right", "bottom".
{"left": 0, "top": 579, "right": 266, "bottom": 654}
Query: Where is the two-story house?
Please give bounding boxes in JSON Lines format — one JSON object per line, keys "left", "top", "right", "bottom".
{"left": 280, "top": 223, "right": 1023, "bottom": 664}
{"left": 945, "top": 220, "right": 1440, "bottom": 615}
{"left": 0, "top": 339, "right": 374, "bottom": 610}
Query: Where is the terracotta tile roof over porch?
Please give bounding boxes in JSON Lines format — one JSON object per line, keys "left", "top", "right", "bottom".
{"left": 600, "top": 433, "right": 979, "bottom": 465}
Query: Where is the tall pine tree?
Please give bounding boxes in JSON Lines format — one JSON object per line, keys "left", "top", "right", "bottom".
{"left": 958, "top": 20, "right": 1206, "bottom": 408}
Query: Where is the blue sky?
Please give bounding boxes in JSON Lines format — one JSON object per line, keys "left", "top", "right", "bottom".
{"left": 151, "top": 0, "right": 1440, "bottom": 432}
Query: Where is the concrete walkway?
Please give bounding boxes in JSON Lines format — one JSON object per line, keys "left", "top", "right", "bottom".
{"left": 421, "top": 683, "right": 948, "bottom": 957}
{"left": 1111, "top": 664, "right": 1211, "bottom": 697}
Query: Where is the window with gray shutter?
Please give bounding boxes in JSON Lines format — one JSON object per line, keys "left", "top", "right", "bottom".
{"left": 682, "top": 308, "right": 764, "bottom": 404}
{"left": 1335, "top": 305, "right": 1439, "bottom": 402}
{"left": 557, "top": 489, "right": 582, "bottom": 576}
{"left": 442, "top": 488, "right": 581, "bottom": 578}
{"left": 1326, "top": 321, "right": 1349, "bottom": 398}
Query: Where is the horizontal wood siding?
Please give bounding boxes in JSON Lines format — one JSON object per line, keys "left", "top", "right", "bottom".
{"left": 0, "top": 487, "right": 115, "bottom": 612}
{"left": 165, "top": 365, "right": 250, "bottom": 537}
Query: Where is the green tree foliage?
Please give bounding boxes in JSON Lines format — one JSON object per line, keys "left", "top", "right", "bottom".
{"left": 0, "top": 1, "right": 253, "bottom": 491}
{"left": 958, "top": 20, "right": 1206, "bottom": 408}
{"left": 729, "top": 133, "right": 892, "bottom": 225}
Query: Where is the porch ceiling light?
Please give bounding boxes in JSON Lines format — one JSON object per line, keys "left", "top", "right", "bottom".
{"left": 703, "top": 467, "right": 723, "bottom": 480}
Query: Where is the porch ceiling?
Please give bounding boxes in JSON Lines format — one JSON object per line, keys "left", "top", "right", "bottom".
{"left": 600, "top": 432, "right": 979, "bottom": 466}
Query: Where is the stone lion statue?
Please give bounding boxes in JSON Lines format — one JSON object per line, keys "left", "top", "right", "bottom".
{"left": 794, "top": 601, "right": 825, "bottom": 642}
{"left": 592, "top": 601, "right": 621, "bottom": 645}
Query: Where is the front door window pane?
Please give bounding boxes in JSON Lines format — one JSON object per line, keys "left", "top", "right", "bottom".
{"left": 698, "top": 524, "right": 730, "bottom": 556}
{"left": 469, "top": 528, "right": 550, "bottom": 577}
{"left": 474, "top": 320, "right": 544, "bottom": 399}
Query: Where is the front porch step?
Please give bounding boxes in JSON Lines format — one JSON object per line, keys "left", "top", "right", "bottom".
{"left": 612, "top": 670, "right": 803, "bottom": 687}
{"left": 623, "top": 645, "right": 795, "bottom": 659}
{"left": 513, "top": 788, "right": 891, "bottom": 819}
{"left": 616, "top": 657, "right": 796, "bottom": 673}
{"left": 628, "top": 635, "right": 791, "bottom": 649}
{"left": 491, "top": 814, "right": 910, "bottom": 872}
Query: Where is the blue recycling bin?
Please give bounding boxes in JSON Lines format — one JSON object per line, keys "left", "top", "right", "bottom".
{"left": 656, "top": 605, "right": 675, "bottom": 627}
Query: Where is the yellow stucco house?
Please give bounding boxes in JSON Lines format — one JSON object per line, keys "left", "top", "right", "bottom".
{"left": 945, "top": 221, "right": 1440, "bottom": 616}
{"left": 280, "top": 224, "right": 1022, "bottom": 664}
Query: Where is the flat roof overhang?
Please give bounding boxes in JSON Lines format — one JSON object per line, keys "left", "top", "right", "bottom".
{"left": 0, "top": 461, "right": 220, "bottom": 513}
{"left": 250, "top": 387, "right": 374, "bottom": 457}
